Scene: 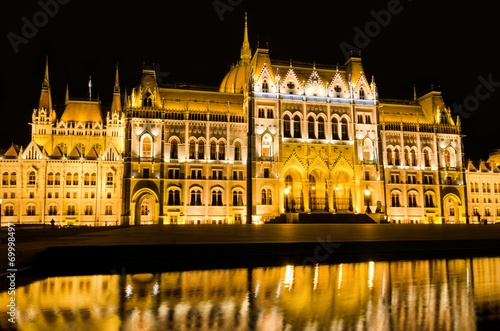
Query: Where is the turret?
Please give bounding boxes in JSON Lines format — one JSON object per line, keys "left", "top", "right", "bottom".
{"left": 111, "top": 63, "right": 122, "bottom": 113}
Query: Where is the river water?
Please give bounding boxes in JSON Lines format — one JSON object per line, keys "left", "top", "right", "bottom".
{"left": 1, "top": 257, "right": 499, "bottom": 330}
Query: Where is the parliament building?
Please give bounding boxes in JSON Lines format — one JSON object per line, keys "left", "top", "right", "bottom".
{"left": 0, "top": 16, "right": 478, "bottom": 226}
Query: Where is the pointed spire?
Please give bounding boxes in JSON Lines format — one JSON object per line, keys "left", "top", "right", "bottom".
{"left": 413, "top": 84, "right": 417, "bottom": 101}
{"left": 65, "top": 84, "right": 69, "bottom": 105}
{"left": 114, "top": 62, "right": 120, "bottom": 93}
{"left": 240, "top": 12, "right": 251, "bottom": 64}
{"left": 38, "top": 56, "right": 52, "bottom": 111}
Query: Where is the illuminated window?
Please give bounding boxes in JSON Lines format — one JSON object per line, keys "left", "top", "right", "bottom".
{"left": 410, "top": 150, "right": 417, "bottom": 166}
{"left": 233, "top": 191, "right": 243, "bottom": 206}
{"left": 425, "top": 193, "right": 435, "bottom": 207}
{"left": 262, "top": 80, "right": 269, "bottom": 93}
{"left": 262, "top": 135, "right": 272, "bottom": 158}
{"left": 142, "top": 136, "right": 152, "bottom": 158}
{"left": 210, "top": 141, "right": 217, "bottom": 160}
{"left": 424, "top": 150, "right": 431, "bottom": 167}
{"left": 54, "top": 173, "right": 60, "bottom": 185}
{"left": 106, "top": 173, "right": 114, "bottom": 186}
{"left": 91, "top": 173, "right": 97, "bottom": 186}
{"left": 66, "top": 173, "right": 72, "bottom": 185}
{"left": 391, "top": 192, "right": 401, "bottom": 207}
{"left": 10, "top": 173, "right": 16, "bottom": 186}
{"left": 28, "top": 171, "right": 36, "bottom": 185}
{"left": 359, "top": 88, "right": 365, "bottom": 99}
{"left": 387, "top": 148, "right": 394, "bottom": 166}
{"left": 332, "top": 118, "right": 339, "bottom": 140}
{"left": 73, "top": 173, "right": 79, "bottom": 186}
{"left": 363, "top": 140, "right": 373, "bottom": 161}
{"left": 189, "top": 141, "right": 196, "bottom": 159}
{"left": 47, "top": 173, "right": 54, "bottom": 185}
{"left": 198, "top": 142, "right": 205, "bottom": 160}
{"left": 84, "top": 173, "right": 90, "bottom": 186}
{"left": 444, "top": 149, "right": 451, "bottom": 168}
{"left": 218, "top": 141, "right": 225, "bottom": 160}
{"left": 394, "top": 148, "right": 401, "bottom": 166}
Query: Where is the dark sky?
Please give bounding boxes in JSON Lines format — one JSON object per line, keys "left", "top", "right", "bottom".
{"left": 1, "top": 0, "right": 499, "bottom": 160}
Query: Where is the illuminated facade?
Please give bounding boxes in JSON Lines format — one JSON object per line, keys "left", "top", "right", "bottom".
{"left": 0, "top": 16, "right": 471, "bottom": 225}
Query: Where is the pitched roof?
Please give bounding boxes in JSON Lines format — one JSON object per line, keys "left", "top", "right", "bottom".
{"left": 67, "top": 146, "right": 81, "bottom": 158}
{"left": 61, "top": 100, "right": 103, "bottom": 123}
{"left": 3, "top": 145, "right": 19, "bottom": 158}
{"left": 49, "top": 146, "right": 64, "bottom": 158}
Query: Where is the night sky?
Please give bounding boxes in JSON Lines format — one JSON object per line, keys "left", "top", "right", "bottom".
{"left": 1, "top": 0, "right": 499, "bottom": 160}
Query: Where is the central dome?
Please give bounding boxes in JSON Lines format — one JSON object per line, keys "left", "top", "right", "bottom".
{"left": 219, "top": 62, "right": 250, "bottom": 94}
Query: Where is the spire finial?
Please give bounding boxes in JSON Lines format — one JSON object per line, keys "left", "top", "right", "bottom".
{"left": 413, "top": 84, "right": 417, "bottom": 101}
{"left": 43, "top": 56, "right": 50, "bottom": 88}
{"left": 114, "top": 62, "right": 120, "bottom": 93}
{"left": 240, "top": 12, "right": 251, "bottom": 64}
{"left": 65, "top": 84, "right": 69, "bottom": 104}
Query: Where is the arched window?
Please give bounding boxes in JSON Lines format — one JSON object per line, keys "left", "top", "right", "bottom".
{"left": 233, "top": 191, "right": 243, "bottom": 206}
{"left": 190, "top": 190, "right": 202, "bottom": 206}
{"left": 189, "top": 141, "right": 196, "bottom": 159}
{"left": 293, "top": 115, "right": 301, "bottom": 138}
{"left": 106, "top": 173, "right": 114, "bottom": 186}
{"left": 90, "top": 173, "right": 96, "bottom": 186}
{"left": 28, "top": 171, "right": 36, "bottom": 185}
{"left": 444, "top": 149, "right": 451, "bottom": 168}
{"left": 210, "top": 141, "right": 217, "bottom": 160}
{"left": 84, "top": 173, "right": 90, "bottom": 186}
{"left": 262, "top": 135, "right": 272, "bottom": 158}
{"left": 142, "top": 136, "right": 152, "bottom": 158}
{"left": 425, "top": 192, "right": 435, "bottom": 207}
{"left": 391, "top": 192, "right": 401, "bottom": 207}
{"left": 267, "top": 108, "right": 274, "bottom": 119}
{"left": 410, "top": 150, "right": 417, "bottom": 166}
{"left": 394, "top": 148, "right": 401, "bottom": 166}
{"left": 212, "top": 190, "right": 223, "bottom": 206}
{"left": 4, "top": 205, "right": 14, "bottom": 216}
{"left": 473, "top": 207, "right": 479, "bottom": 216}
{"left": 105, "top": 205, "right": 113, "bottom": 215}
{"left": 47, "top": 173, "right": 54, "bottom": 186}
{"left": 143, "top": 92, "right": 152, "bottom": 107}
{"left": 73, "top": 173, "right": 79, "bottom": 186}
{"left": 341, "top": 118, "right": 349, "bottom": 140}
{"left": 219, "top": 141, "right": 225, "bottom": 160}
{"left": 261, "top": 189, "right": 272, "bottom": 205}
{"left": 424, "top": 150, "right": 431, "bottom": 167}
{"left": 3, "top": 173, "right": 10, "bottom": 185}
{"left": 405, "top": 149, "right": 411, "bottom": 166}
{"left": 234, "top": 141, "right": 242, "bottom": 161}
{"left": 284, "top": 115, "right": 291, "bottom": 138}
{"left": 318, "top": 118, "right": 325, "bottom": 139}
{"left": 408, "top": 192, "right": 417, "bottom": 207}
{"left": 168, "top": 190, "right": 181, "bottom": 206}
{"left": 27, "top": 205, "right": 36, "bottom": 216}
{"left": 66, "top": 173, "right": 72, "bottom": 186}
{"left": 332, "top": 118, "right": 339, "bottom": 140}
{"left": 387, "top": 148, "right": 394, "bottom": 166}
{"left": 285, "top": 175, "right": 293, "bottom": 191}
{"left": 308, "top": 117, "right": 316, "bottom": 139}
{"left": 262, "top": 80, "right": 269, "bottom": 92}
{"left": 54, "top": 173, "right": 60, "bottom": 186}
{"left": 198, "top": 141, "right": 205, "bottom": 160}
{"left": 363, "top": 140, "right": 373, "bottom": 161}
{"left": 170, "top": 140, "right": 178, "bottom": 159}
{"left": 359, "top": 88, "right": 366, "bottom": 99}
{"left": 84, "top": 205, "right": 93, "bottom": 215}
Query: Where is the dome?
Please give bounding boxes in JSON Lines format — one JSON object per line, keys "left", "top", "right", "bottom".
{"left": 219, "top": 62, "right": 250, "bottom": 94}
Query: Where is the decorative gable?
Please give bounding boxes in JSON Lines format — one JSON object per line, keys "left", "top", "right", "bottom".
{"left": 280, "top": 68, "right": 302, "bottom": 95}
{"left": 329, "top": 72, "right": 350, "bottom": 99}
{"left": 305, "top": 70, "right": 326, "bottom": 97}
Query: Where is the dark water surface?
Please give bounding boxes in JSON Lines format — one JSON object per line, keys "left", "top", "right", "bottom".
{"left": 1, "top": 257, "right": 499, "bottom": 330}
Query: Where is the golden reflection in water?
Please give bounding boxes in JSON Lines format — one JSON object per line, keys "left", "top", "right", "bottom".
{"left": 0, "top": 257, "right": 499, "bottom": 330}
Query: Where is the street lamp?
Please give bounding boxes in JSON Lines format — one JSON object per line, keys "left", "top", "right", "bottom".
{"left": 364, "top": 187, "right": 371, "bottom": 214}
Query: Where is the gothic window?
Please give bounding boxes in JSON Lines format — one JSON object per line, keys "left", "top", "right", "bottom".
{"left": 209, "top": 141, "right": 217, "bottom": 160}
{"left": 10, "top": 173, "right": 16, "bottom": 186}
{"left": 28, "top": 171, "right": 36, "bottom": 185}
{"left": 308, "top": 117, "right": 316, "bottom": 139}
{"left": 318, "top": 118, "right": 325, "bottom": 139}
{"left": 54, "top": 173, "right": 60, "bottom": 185}
{"left": 424, "top": 150, "right": 431, "bottom": 167}
{"left": 262, "top": 80, "right": 269, "bottom": 93}
{"left": 198, "top": 142, "right": 205, "bottom": 160}
{"left": 363, "top": 140, "right": 373, "bottom": 161}
{"left": 408, "top": 192, "right": 417, "bottom": 207}
{"left": 85, "top": 205, "right": 94, "bottom": 215}
{"left": 394, "top": 148, "right": 401, "bottom": 166}
{"left": 267, "top": 108, "right": 274, "bottom": 119}
{"left": 190, "top": 190, "right": 202, "bottom": 206}
{"left": 189, "top": 141, "right": 196, "bottom": 159}
{"left": 73, "top": 173, "right": 79, "bottom": 186}
{"left": 284, "top": 115, "right": 291, "bottom": 138}
{"left": 262, "top": 135, "right": 272, "bottom": 158}
{"left": 410, "top": 150, "right": 417, "bottom": 166}
{"left": 293, "top": 115, "right": 301, "bottom": 138}
{"left": 387, "top": 148, "right": 394, "bottom": 166}
{"left": 258, "top": 108, "right": 265, "bottom": 118}
{"left": 359, "top": 88, "right": 366, "bottom": 99}
{"left": 332, "top": 118, "right": 339, "bottom": 140}
{"left": 391, "top": 192, "right": 401, "bottom": 207}
{"left": 66, "top": 173, "right": 72, "bottom": 185}
{"left": 142, "top": 136, "right": 152, "bottom": 158}
{"left": 234, "top": 141, "right": 242, "bottom": 161}
{"left": 105, "top": 205, "right": 113, "bottom": 215}
{"left": 341, "top": 118, "right": 349, "bottom": 140}
{"left": 48, "top": 173, "right": 55, "bottom": 186}
{"left": 5, "top": 205, "right": 14, "bottom": 216}
{"left": 91, "top": 173, "right": 97, "bottom": 186}
{"left": 425, "top": 192, "right": 435, "bottom": 207}
{"left": 168, "top": 190, "right": 181, "bottom": 206}
{"left": 219, "top": 141, "right": 225, "bottom": 160}
{"left": 84, "top": 173, "right": 90, "bottom": 186}
{"left": 143, "top": 92, "right": 152, "bottom": 107}
{"left": 67, "top": 205, "right": 76, "bottom": 216}
{"left": 170, "top": 140, "right": 178, "bottom": 159}
{"left": 444, "top": 149, "right": 451, "bottom": 168}
{"left": 212, "top": 190, "right": 223, "bottom": 206}
{"left": 3, "top": 173, "right": 10, "bottom": 185}
{"left": 261, "top": 189, "right": 272, "bottom": 205}
{"left": 405, "top": 149, "right": 411, "bottom": 166}
{"left": 106, "top": 173, "right": 114, "bottom": 186}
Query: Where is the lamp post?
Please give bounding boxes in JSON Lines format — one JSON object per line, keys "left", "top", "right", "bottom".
{"left": 284, "top": 187, "right": 290, "bottom": 212}
{"left": 364, "top": 187, "right": 371, "bottom": 214}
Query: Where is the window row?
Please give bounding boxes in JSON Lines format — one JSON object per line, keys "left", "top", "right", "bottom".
{"left": 185, "top": 189, "right": 245, "bottom": 207}
{"left": 1, "top": 172, "right": 17, "bottom": 186}
{"left": 283, "top": 116, "right": 350, "bottom": 140}
{"left": 469, "top": 182, "right": 500, "bottom": 194}
{"left": 3, "top": 171, "right": 115, "bottom": 186}
{"left": 390, "top": 191, "right": 436, "bottom": 208}
{"left": 472, "top": 206, "right": 500, "bottom": 217}
{"left": 4, "top": 204, "right": 114, "bottom": 216}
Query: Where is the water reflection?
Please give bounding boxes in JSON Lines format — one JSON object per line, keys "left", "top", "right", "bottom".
{"left": 1, "top": 257, "right": 499, "bottom": 330}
